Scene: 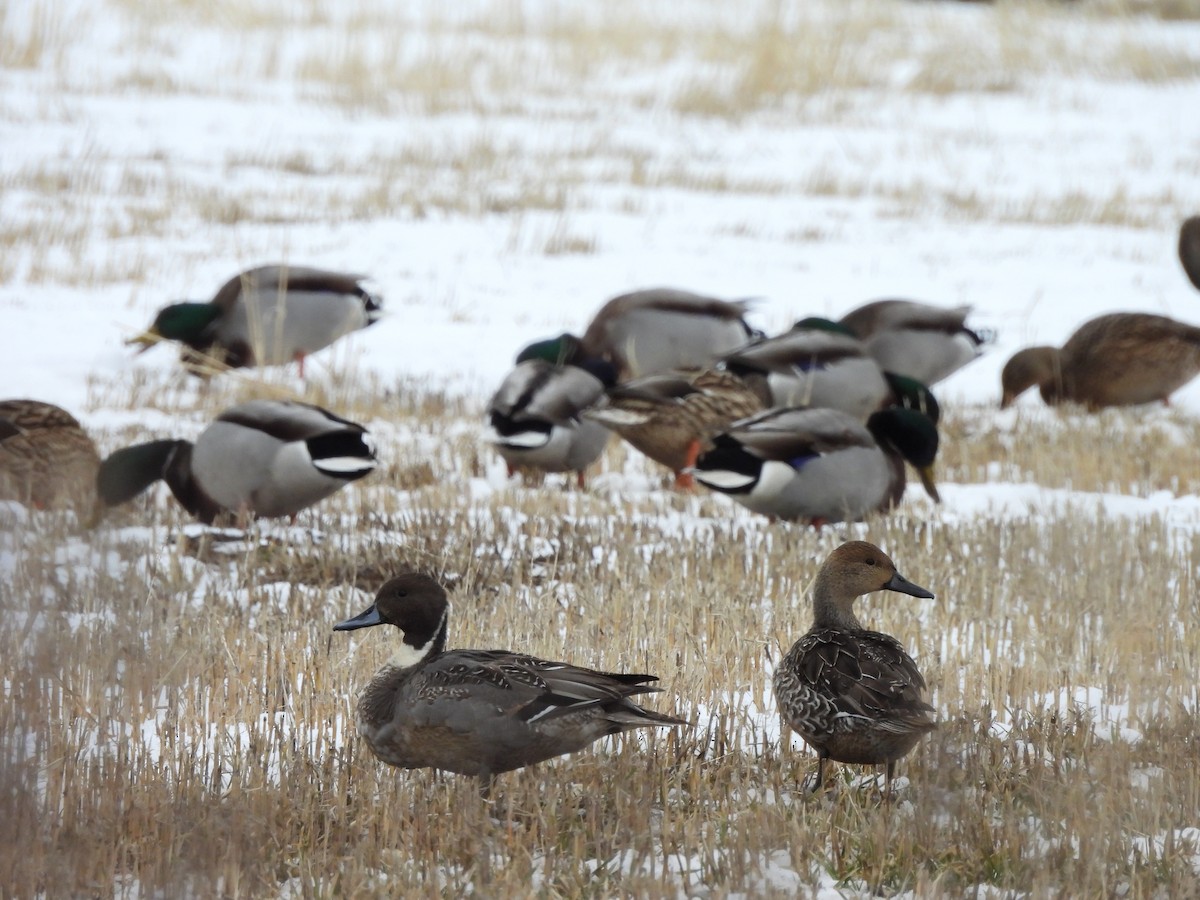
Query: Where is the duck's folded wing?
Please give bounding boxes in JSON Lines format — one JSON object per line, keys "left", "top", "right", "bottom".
{"left": 723, "top": 408, "right": 874, "bottom": 461}
{"left": 490, "top": 362, "right": 605, "bottom": 424}
{"left": 802, "top": 630, "right": 933, "bottom": 725}
{"left": 217, "top": 400, "right": 364, "bottom": 441}
{"left": 412, "top": 650, "right": 659, "bottom": 724}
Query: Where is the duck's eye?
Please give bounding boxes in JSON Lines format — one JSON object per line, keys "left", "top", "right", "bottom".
{"left": 865, "top": 558, "right": 877, "bottom": 566}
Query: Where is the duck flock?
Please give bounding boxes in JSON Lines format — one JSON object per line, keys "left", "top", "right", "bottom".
{"left": 2, "top": 215, "right": 1199, "bottom": 796}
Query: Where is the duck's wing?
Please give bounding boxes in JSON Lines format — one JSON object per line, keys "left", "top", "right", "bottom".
{"left": 583, "top": 289, "right": 756, "bottom": 376}
{"left": 792, "top": 628, "right": 934, "bottom": 727}
{"left": 489, "top": 361, "right": 605, "bottom": 425}
{"left": 216, "top": 399, "right": 366, "bottom": 441}
{"left": 0, "top": 399, "right": 86, "bottom": 433}
{"left": 721, "top": 407, "right": 875, "bottom": 462}
{"left": 722, "top": 327, "right": 867, "bottom": 374}
{"left": 412, "top": 649, "right": 663, "bottom": 723}
{"left": 840, "top": 300, "right": 974, "bottom": 339}
{"left": 212, "top": 265, "right": 376, "bottom": 308}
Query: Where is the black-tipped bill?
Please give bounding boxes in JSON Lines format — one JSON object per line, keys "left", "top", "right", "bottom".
{"left": 334, "top": 604, "right": 383, "bottom": 631}
{"left": 884, "top": 571, "right": 935, "bottom": 600}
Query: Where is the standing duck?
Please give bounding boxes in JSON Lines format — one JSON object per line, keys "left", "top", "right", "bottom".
{"left": 129, "top": 264, "right": 382, "bottom": 375}
{"left": 94, "top": 399, "right": 377, "bottom": 524}
{"left": 1180, "top": 216, "right": 1200, "bottom": 291}
{"left": 1000, "top": 312, "right": 1200, "bottom": 410}
{"left": 485, "top": 357, "right": 616, "bottom": 485}
{"left": 0, "top": 400, "right": 100, "bottom": 511}
{"left": 691, "top": 406, "right": 940, "bottom": 525}
{"left": 519, "top": 287, "right": 758, "bottom": 380}
{"left": 839, "top": 300, "right": 989, "bottom": 387}
{"left": 774, "top": 541, "right": 936, "bottom": 795}
{"left": 582, "top": 368, "right": 763, "bottom": 488}
{"left": 335, "top": 573, "right": 685, "bottom": 787}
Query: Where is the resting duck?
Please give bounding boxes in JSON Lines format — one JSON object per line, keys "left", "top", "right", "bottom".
{"left": 0, "top": 400, "right": 100, "bottom": 511}
{"left": 720, "top": 318, "right": 940, "bottom": 422}
{"left": 129, "top": 264, "right": 382, "bottom": 375}
{"left": 838, "top": 299, "right": 989, "bottom": 386}
{"left": 773, "top": 541, "right": 936, "bottom": 795}
{"left": 1180, "top": 216, "right": 1200, "bottom": 291}
{"left": 519, "top": 287, "right": 757, "bottom": 380}
{"left": 1000, "top": 312, "right": 1200, "bottom": 410}
{"left": 582, "top": 368, "right": 763, "bottom": 488}
{"left": 94, "top": 399, "right": 377, "bottom": 523}
{"left": 335, "top": 573, "right": 685, "bottom": 788}
{"left": 485, "top": 358, "right": 616, "bottom": 485}
{"left": 691, "top": 406, "right": 940, "bottom": 525}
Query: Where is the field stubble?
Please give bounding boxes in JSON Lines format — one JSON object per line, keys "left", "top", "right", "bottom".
{"left": 3, "top": 370, "right": 1200, "bottom": 896}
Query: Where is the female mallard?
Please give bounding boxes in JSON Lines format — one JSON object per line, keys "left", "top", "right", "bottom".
{"left": 1000, "top": 312, "right": 1200, "bottom": 410}
{"left": 0, "top": 400, "right": 100, "bottom": 511}
{"left": 773, "top": 541, "right": 935, "bottom": 795}
{"left": 838, "top": 299, "right": 988, "bottom": 387}
{"left": 335, "top": 573, "right": 685, "bottom": 787}
{"left": 691, "top": 406, "right": 940, "bottom": 525}
{"left": 485, "top": 358, "right": 615, "bottom": 485}
{"left": 1179, "top": 216, "right": 1200, "bottom": 291}
{"left": 95, "top": 399, "right": 377, "bottom": 524}
{"left": 582, "top": 368, "right": 763, "bottom": 488}
{"left": 519, "top": 287, "right": 757, "bottom": 380}
{"left": 129, "top": 264, "right": 382, "bottom": 375}
{"left": 720, "top": 317, "right": 939, "bottom": 422}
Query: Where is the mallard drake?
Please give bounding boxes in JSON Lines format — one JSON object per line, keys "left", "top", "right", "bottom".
{"left": 129, "top": 265, "right": 382, "bottom": 375}
{"left": 773, "top": 541, "right": 935, "bottom": 795}
{"left": 839, "top": 299, "right": 988, "bottom": 386}
{"left": 519, "top": 287, "right": 757, "bottom": 380}
{"left": 720, "top": 318, "right": 939, "bottom": 423}
{"left": 691, "top": 406, "right": 940, "bottom": 525}
{"left": 582, "top": 368, "right": 763, "bottom": 488}
{"left": 485, "top": 358, "right": 616, "bottom": 485}
{"left": 1000, "top": 312, "right": 1200, "bottom": 410}
{"left": 335, "top": 573, "right": 686, "bottom": 786}
{"left": 1180, "top": 216, "right": 1200, "bottom": 291}
{"left": 95, "top": 399, "right": 377, "bottom": 524}
{"left": 0, "top": 400, "right": 100, "bottom": 511}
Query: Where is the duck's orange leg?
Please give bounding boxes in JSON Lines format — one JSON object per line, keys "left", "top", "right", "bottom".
{"left": 673, "top": 439, "right": 701, "bottom": 490}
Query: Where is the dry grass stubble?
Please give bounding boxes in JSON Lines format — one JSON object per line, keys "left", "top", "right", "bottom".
{"left": 4, "top": 371, "right": 1200, "bottom": 895}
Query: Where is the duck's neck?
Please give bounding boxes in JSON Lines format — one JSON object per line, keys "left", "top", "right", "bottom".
{"left": 811, "top": 571, "right": 863, "bottom": 631}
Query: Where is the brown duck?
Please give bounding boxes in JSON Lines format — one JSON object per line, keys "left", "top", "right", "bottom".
{"left": 582, "top": 368, "right": 763, "bottom": 488}
{"left": 0, "top": 399, "right": 100, "bottom": 512}
{"left": 335, "top": 574, "right": 686, "bottom": 787}
{"left": 773, "top": 541, "right": 935, "bottom": 794}
{"left": 1000, "top": 312, "right": 1200, "bottom": 410}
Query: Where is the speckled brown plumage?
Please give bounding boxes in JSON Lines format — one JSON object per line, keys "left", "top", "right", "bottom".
{"left": 773, "top": 541, "right": 936, "bottom": 794}
{"left": 1000, "top": 312, "right": 1200, "bottom": 410}
{"left": 583, "top": 368, "right": 763, "bottom": 485}
{"left": 0, "top": 400, "right": 100, "bottom": 511}
{"left": 335, "top": 574, "right": 685, "bottom": 785}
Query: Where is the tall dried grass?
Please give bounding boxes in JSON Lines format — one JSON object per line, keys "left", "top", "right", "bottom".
{"left": 4, "top": 369, "right": 1200, "bottom": 896}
